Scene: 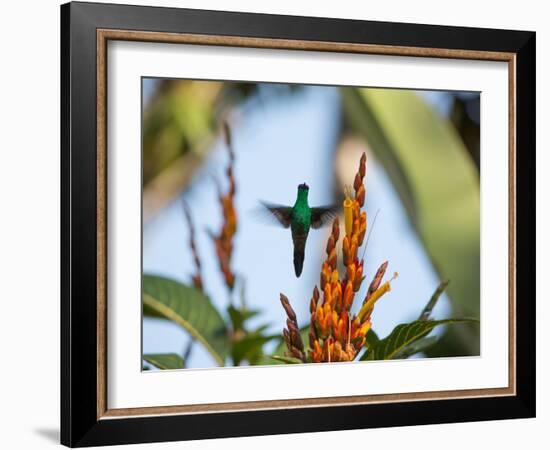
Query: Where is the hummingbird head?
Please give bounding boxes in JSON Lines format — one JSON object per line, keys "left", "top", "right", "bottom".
{"left": 296, "top": 183, "right": 309, "bottom": 202}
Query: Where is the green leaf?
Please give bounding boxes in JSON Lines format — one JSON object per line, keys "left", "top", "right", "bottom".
{"left": 363, "top": 319, "right": 478, "bottom": 361}
{"left": 342, "top": 88, "right": 481, "bottom": 354}
{"left": 365, "top": 329, "right": 380, "bottom": 347}
{"left": 393, "top": 336, "right": 439, "bottom": 359}
{"left": 227, "top": 305, "right": 260, "bottom": 332}
{"left": 143, "top": 274, "right": 228, "bottom": 365}
{"left": 270, "top": 355, "right": 303, "bottom": 364}
{"left": 231, "top": 333, "right": 278, "bottom": 366}
{"left": 143, "top": 353, "right": 185, "bottom": 370}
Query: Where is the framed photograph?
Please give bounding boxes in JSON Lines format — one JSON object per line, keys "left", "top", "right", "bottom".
{"left": 61, "top": 1, "right": 535, "bottom": 447}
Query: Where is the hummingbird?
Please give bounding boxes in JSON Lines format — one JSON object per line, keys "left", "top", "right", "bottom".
{"left": 261, "top": 183, "right": 339, "bottom": 277}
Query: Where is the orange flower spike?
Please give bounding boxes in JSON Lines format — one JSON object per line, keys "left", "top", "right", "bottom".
{"left": 280, "top": 294, "right": 306, "bottom": 361}
{"left": 353, "top": 263, "right": 364, "bottom": 292}
{"left": 352, "top": 218, "right": 360, "bottom": 237}
{"left": 349, "top": 241, "right": 358, "bottom": 264}
{"left": 324, "top": 337, "right": 334, "bottom": 362}
{"left": 342, "top": 236, "right": 351, "bottom": 265}
{"left": 359, "top": 152, "right": 366, "bottom": 176}
{"left": 326, "top": 234, "right": 335, "bottom": 255}
{"left": 333, "top": 277, "right": 342, "bottom": 300}
{"left": 343, "top": 185, "right": 354, "bottom": 237}
{"left": 309, "top": 297, "right": 317, "bottom": 315}
{"left": 355, "top": 185, "right": 366, "bottom": 208}
{"left": 346, "top": 262, "right": 356, "bottom": 285}
{"left": 328, "top": 247, "right": 337, "bottom": 270}
{"left": 310, "top": 285, "right": 320, "bottom": 314}
{"left": 338, "top": 318, "right": 347, "bottom": 343}
{"left": 332, "top": 310, "right": 339, "bottom": 332}
{"left": 322, "top": 307, "right": 331, "bottom": 332}
{"left": 331, "top": 270, "right": 339, "bottom": 284}
{"left": 322, "top": 340, "right": 329, "bottom": 361}
{"left": 351, "top": 318, "right": 361, "bottom": 339}
{"left": 212, "top": 124, "right": 238, "bottom": 291}
{"left": 313, "top": 340, "right": 322, "bottom": 362}
{"left": 353, "top": 172, "right": 362, "bottom": 193}
{"left": 324, "top": 282, "right": 332, "bottom": 307}
{"left": 332, "top": 218, "right": 340, "bottom": 242}
{"left": 346, "top": 344, "right": 356, "bottom": 361}
{"left": 333, "top": 289, "right": 342, "bottom": 314}
{"left": 326, "top": 309, "right": 334, "bottom": 329}
{"left": 333, "top": 341, "right": 343, "bottom": 361}
{"left": 315, "top": 303, "right": 323, "bottom": 321}
{"left": 320, "top": 263, "right": 330, "bottom": 291}
{"left": 351, "top": 233, "right": 359, "bottom": 250}
{"left": 343, "top": 281, "right": 354, "bottom": 311}
{"left": 309, "top": 323, "right": 317, "bottom": 349}
{"left": 313, "top": 285, "right": 320, "bottom": 302}
{"left": 333, "top": 320, "right": 341, "bottom": 342}
{"left": 359, "top": 320, "right": 371, "bottom": 336}
{"left": 318, "top": 318, "right": 327, "bottom": 339}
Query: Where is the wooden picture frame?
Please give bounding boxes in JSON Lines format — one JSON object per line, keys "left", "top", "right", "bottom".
{"left": 61, "top": 1, "right": 535, "bottom": 446}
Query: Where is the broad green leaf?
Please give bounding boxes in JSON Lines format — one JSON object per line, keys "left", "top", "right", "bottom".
{"left": 227, "top": 305, "right": 260, "bottom": 332}
{"left": 364, "top": 319, "right": 478, "bottom": 361}
{"left": 342, "top": 88, "right": 481, "bottom": 354}
{"left": 393, "top": 336, "right": 439, "bottom": 359}
{"left": 231, "top": 333, "right": 278, "bottom": 366}
{"left": 227, "top": 302, "right": 276, "bottom": 365}
{"left": 143, "top": 274, "right": 228, "bottom": 365}
{"left": 365, "top": 329, "right": 380, "bottom": 348}
{"left": 143, "top": 353, "right": 185, "bottom": 370}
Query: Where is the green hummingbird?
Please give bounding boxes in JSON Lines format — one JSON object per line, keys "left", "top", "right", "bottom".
{"left": 261, "top": 183, "right": 339, "bottom": 277}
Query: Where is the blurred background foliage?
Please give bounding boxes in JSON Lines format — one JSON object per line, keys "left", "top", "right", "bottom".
{"left": 142, "top": 79, "right": 480, "bottom": 368}
{"left": 341, "top": 88, "right": 480, "bottom": 355}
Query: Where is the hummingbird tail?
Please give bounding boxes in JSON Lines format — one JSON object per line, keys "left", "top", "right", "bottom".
{"left": 294, "top": 249, "right": 304, "bottom": 277}
{"left": 293, "top": 243, "right": 305, "bottom": 277}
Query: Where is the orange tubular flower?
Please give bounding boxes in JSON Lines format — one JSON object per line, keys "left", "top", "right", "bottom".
{"left": 281, "top": 152, "right": 396, "bottom": 363}
{"left": 213, "top": 123, "right": 237, "bottom": 290}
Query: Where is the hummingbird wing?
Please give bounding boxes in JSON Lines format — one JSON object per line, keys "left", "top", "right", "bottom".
{"left": 310, "top": 205, "right": 340, "bottom": 229}
{"left": 259, "top": 201, "right": 293, "bottom": 228}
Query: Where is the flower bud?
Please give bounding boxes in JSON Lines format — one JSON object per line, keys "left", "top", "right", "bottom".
{"left": 356, "top": 185, "right": 365, "bottom": 207}
{"left": 354, "top": 172, "right": 362, "bottom": 192}
{"left": 326, "top": 235, "right": 335, "bottom": 255}
{"left": 353, "top": 263, "right": 363, "bottom": 292}
{"left": 332, "top": 218, "right": 340, "bottom": 242}
{"left": 360, "top": 153, "right": 367, "bottom": 178}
